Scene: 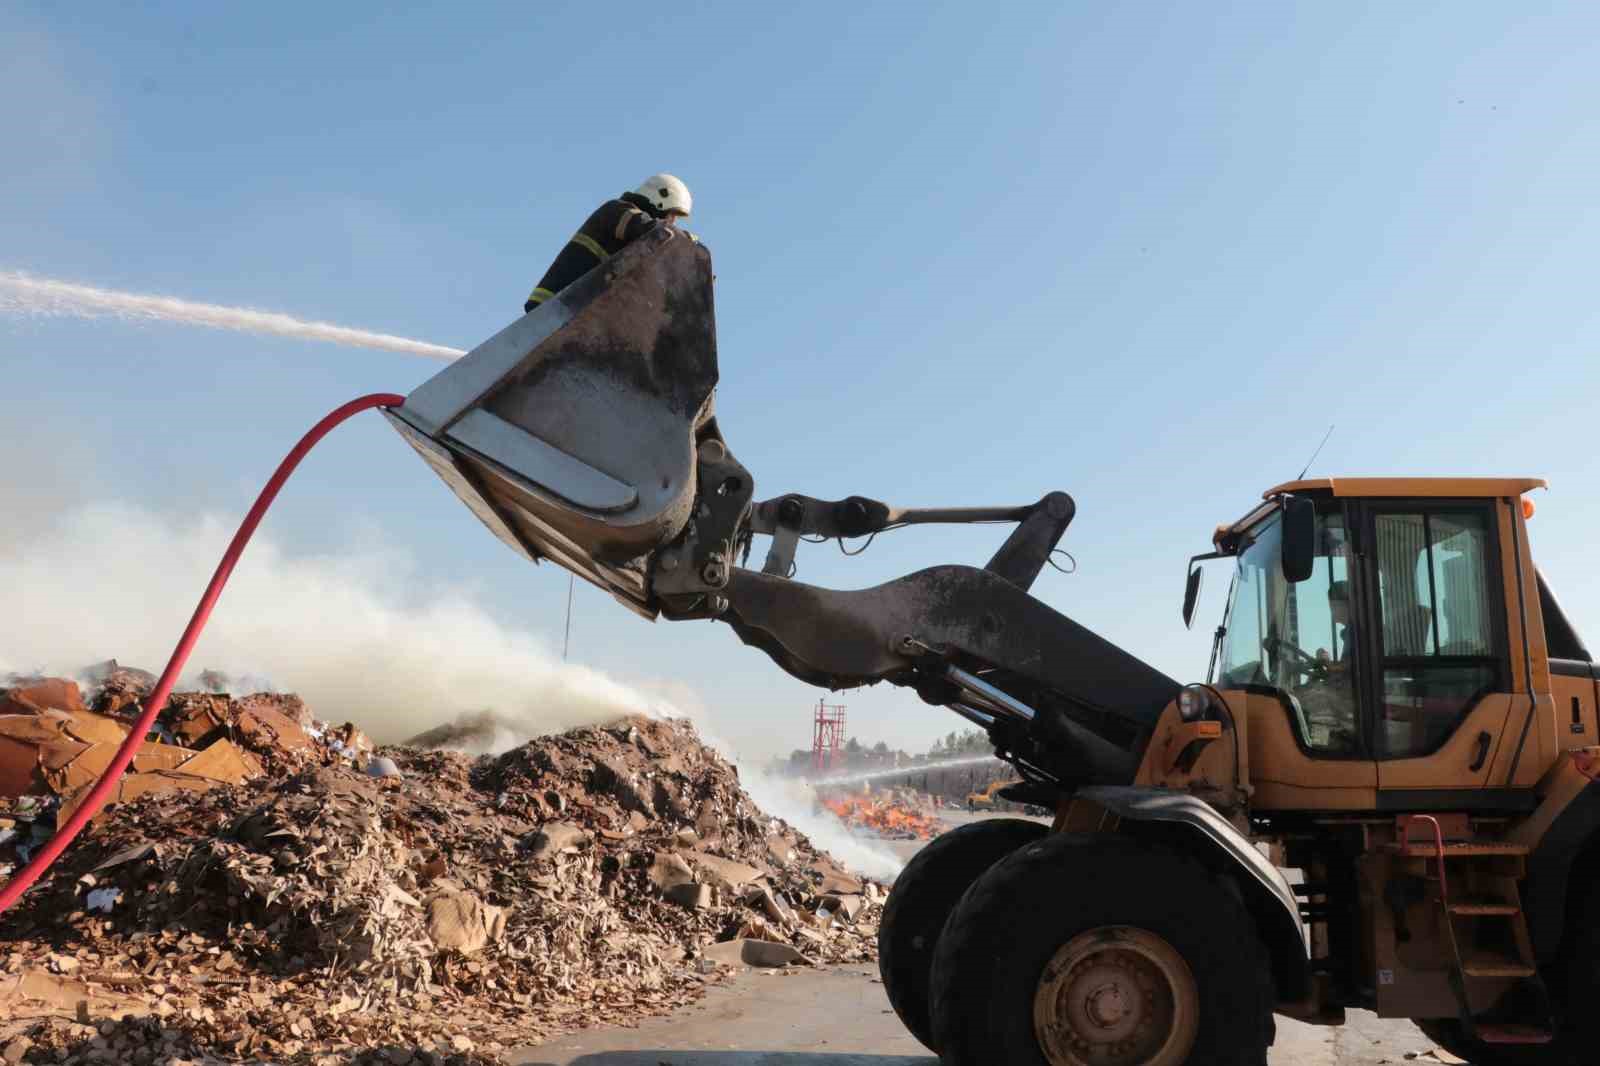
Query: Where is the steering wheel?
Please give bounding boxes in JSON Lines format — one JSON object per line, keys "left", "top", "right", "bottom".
{"left": 1263, "top": 635, "right": 1329, "bottom": 681}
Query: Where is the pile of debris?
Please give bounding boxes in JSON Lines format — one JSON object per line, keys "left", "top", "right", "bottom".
{"left": 819, "top": 789, "right": 942, "bottom": 840}
{"left": 0, "top": 674, "right": 886, "bottom": 1065}
{"left": 0, "top": 665, "right": 371, "bottom": 865}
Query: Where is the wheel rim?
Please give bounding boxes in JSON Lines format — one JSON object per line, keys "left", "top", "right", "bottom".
{"left": 1033, "top": 925, "right": 1200, "bottom": 1066}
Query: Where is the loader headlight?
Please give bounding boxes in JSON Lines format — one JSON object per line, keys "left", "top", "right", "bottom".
{"left": 1178, "top": 685, "right": 1211, "bottom": 722}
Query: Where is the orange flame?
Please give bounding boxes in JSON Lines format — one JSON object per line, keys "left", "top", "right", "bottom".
{"left": 821, "top": 793, "right": 941, "bottom": 839}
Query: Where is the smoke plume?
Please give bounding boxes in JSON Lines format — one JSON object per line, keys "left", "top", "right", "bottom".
{"left": 0, "top": 418, "right": 909, "bottom": 878}
{"left": 0, "top": 496, "right": 666, "bottom": 742}
{"left": 0, "top": 494, "right": 907, "bottom": 877}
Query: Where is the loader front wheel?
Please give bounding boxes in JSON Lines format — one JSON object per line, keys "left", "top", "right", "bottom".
{"left": 877, "top": 817, "right": 1048, "bottom": 1051}
{"left": 930, "top": 833, "right": 1272, "bottom": 1066}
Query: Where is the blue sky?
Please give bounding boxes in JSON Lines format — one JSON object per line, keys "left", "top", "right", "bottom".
{"left": 5, "top": 2, "right": 1599, "bottom": 760}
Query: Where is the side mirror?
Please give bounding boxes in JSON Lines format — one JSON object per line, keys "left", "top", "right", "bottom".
{"left": 1182, "top": 566, "right": 1204, "bottom": 630}
{"left": 1281, "top": 496, "right": 1316, "bottom": 583}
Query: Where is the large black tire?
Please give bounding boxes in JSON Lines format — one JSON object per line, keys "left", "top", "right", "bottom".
{"left": 930, "top": 833, "right": 1274, "bottom": 1066}
{"left": 878, "top": 818, "right": 1048, "bottom": 1051}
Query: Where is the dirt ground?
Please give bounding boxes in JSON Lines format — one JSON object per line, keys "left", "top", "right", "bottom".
{"left": 512, "top": 811, "right": 1449, "bottom": 1066}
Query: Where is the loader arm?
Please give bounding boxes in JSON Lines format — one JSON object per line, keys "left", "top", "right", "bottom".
{"left": 388, "top": 228, "right": 1180, "bottom": 789}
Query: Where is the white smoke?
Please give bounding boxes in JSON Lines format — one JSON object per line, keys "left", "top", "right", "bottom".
{"left": 0, "top": 270, "right": 464, "bottom": 361}
{"left": 740, "top": 767, "right": 907, "bottom": 881}
{"left": 645, "top": 699, "right": 907, "bottom": 880}
{"left": 0, "top": 497, "right": 668, "bottom": 742}
{"left": 0, "top": 493, "right": 910, "bottom": 878}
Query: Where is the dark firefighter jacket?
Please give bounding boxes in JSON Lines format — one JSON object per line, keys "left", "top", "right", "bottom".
{"left": 525, "top": 193, "right": 662, "bottom": 313}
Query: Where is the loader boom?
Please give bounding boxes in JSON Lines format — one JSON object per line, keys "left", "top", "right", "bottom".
{"left": 387, "top": 229, "right": 1179, "bottom": 790}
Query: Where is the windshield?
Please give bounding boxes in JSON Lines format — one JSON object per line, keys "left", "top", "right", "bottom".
{"left": 1216, "top": 508, "right": 1360, "bottom": 754}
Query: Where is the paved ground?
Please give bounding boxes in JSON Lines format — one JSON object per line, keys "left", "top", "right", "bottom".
{"left": 513, "top": 811, "right": 1452, "bottom": 1065}
{"left": 510, "top": 965, "right": 929, "bottom": 1066}
{"left": 512, "top": 964, "right": 1447, "bottom": 1065}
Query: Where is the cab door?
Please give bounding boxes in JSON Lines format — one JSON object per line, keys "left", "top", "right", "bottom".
{"left": 1231, "top": 501, "right": 1381, "bottom": 811}
{"left": 1356, "top": 500, "right": 1524, "bottom": 805}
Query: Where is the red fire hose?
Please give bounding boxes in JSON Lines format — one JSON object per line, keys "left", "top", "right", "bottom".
{"left": 0, "top": 392, "right": 405, "bottom": 917}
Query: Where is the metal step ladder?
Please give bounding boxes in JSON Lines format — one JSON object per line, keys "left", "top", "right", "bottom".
{"left": 1386, "top": 814, "right": 1554, "bottom": 1046}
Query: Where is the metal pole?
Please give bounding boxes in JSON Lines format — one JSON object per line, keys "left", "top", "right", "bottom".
{"left": 563, "top": 573, "right": 574, "bottom": 661}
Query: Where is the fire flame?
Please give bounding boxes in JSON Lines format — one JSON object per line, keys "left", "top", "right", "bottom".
{"left": 821, "top": 792, "right": 942, "bottom": 840}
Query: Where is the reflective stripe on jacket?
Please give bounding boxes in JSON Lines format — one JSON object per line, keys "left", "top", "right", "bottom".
{"left": 524, "top": 195, "right": 659, "bottom": 313}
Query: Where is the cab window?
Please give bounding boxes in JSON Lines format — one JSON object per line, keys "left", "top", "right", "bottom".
{"left": 1217, "top": 508, "right": 1360, "bottom": 755}
{"left": 1372, "top": 509, "right": 1500, "bottom": 759}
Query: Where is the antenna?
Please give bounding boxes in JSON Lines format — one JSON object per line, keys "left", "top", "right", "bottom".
{"left": 1296, "top": 424, "right": 1335, "bottom": 481}
{"left": 563, "top": 573, "right": 574, "bottom": 660}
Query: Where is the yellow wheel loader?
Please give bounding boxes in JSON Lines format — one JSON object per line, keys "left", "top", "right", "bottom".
{"left": 387, "top": 228, "right": 1600, "bottom": 1065}
{"left": 966, "top": 776, "right": 1019, "bottom": 810}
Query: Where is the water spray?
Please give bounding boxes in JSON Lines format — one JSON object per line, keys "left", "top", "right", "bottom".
{"left": 808, "top": 752, "right": 1002, "bottom": 789}
{"left": 0, "top": 270, "right": 463, "bottom": 360}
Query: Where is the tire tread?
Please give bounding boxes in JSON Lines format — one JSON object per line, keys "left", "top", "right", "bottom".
{"left": 877, "top": 817, "right": 1047, "bottom": 1051}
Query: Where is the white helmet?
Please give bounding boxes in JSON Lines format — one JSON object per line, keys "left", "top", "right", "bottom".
{"left": 633, "top": 173, "right": 692, "bottom": 218}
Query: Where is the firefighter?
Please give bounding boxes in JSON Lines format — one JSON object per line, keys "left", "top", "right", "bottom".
{"left": 524, "top": 174, "right": 693, "bottom": 313}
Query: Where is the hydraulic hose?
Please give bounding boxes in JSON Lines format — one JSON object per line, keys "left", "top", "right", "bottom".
{"left": 0, "top": 392, "right": 405, "bottom": 917}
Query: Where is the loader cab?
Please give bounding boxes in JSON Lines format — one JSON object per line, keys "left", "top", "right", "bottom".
{"left": 1209, "top": 478, "right": 1555, "bottom": 812}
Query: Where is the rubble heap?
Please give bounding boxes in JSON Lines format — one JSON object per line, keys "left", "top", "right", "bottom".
{"left": 0, "top": 676, "right": 885, "bottom": 1066}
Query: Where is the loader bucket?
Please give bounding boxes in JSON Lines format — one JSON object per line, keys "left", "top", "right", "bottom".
{"left": 386, "top": 226, "right": 719, "bottom": 618}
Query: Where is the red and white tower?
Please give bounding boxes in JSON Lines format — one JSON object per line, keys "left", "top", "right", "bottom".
{"left": 811, "top": 698, "right": 847, "bottom": 772}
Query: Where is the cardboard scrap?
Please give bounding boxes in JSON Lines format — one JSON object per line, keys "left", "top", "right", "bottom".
{"left": 165, "top": 693, "right": 231, "bottom": 747}
{"left": 647, "top": 852, "right": 696, "bottom": 891}
{"left": 1, "top": 675, "right": 277, "bottom": 820}
{"left": 52, "top": 740, "right": 261, "bottom": 827}
{"left": 525, "top": 821, "right": 590, "bottom": 860}
{"left": 425, "top": 889, "right": 507, "bottom": 955}
{"left": 168, "top": 737, "right": 261, "bottom": 783}
{"left": 0, "top": 680, "right": 86, "bottom": 718}
{"left": 702, "top": 938, "right": 812, "bottom": 969}
{"left": 686, "top": 851, "right": 763, "bottom": 891}
{"left": 42, "top": 739, "right": 194, "bottom": 796}
{"left": 0, "top": 732, "right": 42, "bottom": 799}
{"left": 235, "top": 702, "right": 314, "bottom": 754}
{"left": 0, "top": 969, "right": 141, "bottom": 1024}
{"left": 664, "top": 882, "right": 713, "bottom": 909}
